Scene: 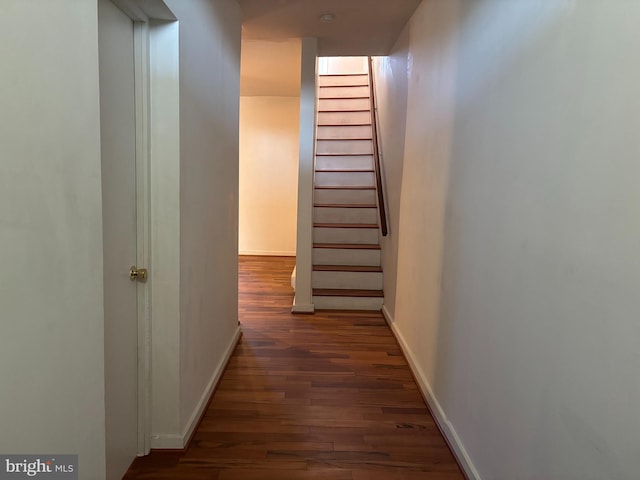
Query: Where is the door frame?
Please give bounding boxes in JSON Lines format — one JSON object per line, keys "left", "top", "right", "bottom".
{"left": 133, "top": 17, "right": 152, "bottom": 457}
{"left": 110, "top": 0, "right": 177, "bottom": 456}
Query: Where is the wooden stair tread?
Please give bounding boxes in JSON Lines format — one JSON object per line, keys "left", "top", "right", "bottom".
{"left": 315, "top": 171, "right": 374, "bottom": 175}
{"left": 319, "top": 73, "right": 369, "bottom": 77}
{"left": 317, "top": 123, "right": 372, "bottom": 127}
{"left": 319, "top": 86, "right": 369, "bottom": 89}
{"left": 315, "top": 185, "right": 375, "bottom": 190}
{"left": 314, "top": 223, "right": 378, "bottom": 229}
{"left": 319, "top": 96, "right": 370, "bottom": 100}
{"left": 318, "top": 109, "right": 370, "bottom": 113}
{"left": 316, "top": 153, "right": 375, "bottom": 157}
{"left": 313, "top": 288, "right": 384, "bottom": 298}
{"left": 314, "top": 243, "right": 380, "bottom": 250}
{"left": 314, "top": 203, "right": 377, "bottom": 208}
{"left": 313, "top": 265, "right": 382, "bottom": 272}
{"left": 317, "top": 137, "right": 373, "bottom": 141}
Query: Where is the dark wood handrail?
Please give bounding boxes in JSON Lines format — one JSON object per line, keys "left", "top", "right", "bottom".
{"left": 367, "top": 56, "right": 388, "bottom": 237}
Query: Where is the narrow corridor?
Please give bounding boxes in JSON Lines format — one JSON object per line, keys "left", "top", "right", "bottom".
{"left": 124, "top": 256, "right": 463, "bottom": 479}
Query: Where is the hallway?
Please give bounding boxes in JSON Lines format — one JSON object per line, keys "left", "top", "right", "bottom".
{"left": 124, "top": 256, "right": 463, "bottom": 479}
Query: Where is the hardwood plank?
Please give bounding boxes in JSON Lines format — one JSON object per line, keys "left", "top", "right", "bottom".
{"left": 313, "top": 243, "right": 381, "bottom": 250}
{"left": 219, "top": 469, "right": 353, "bottom": 480}
{"left": 123, "top": 256, "right": 464, "bottom": 480}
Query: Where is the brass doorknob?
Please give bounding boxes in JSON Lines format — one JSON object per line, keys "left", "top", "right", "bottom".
{"left": 129, "top": 266, "right": 148, "bottom": 282}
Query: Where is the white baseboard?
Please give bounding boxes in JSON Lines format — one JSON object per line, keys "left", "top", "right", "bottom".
{"left": 239, "top": 250, "right": 296, "bottom": 257}
{"left": 151, "top": 326, "right": 241, "bottom": 450}
{"left": 381, "top": 304, "right": 394, "bottom": 324}
{"left": 291, "top": 305, "right": 315, "bottom": 313}
{"left": 149, "top": 433, "right": 183, "bottom": 449}
{"left": 384, "top": 316, "right": 481, "bottom": 480}
{"left": 180, "top": 326, "right": 241, "bottom": 447}
{"left": 291, "top": 296, "right": 314, "bottom": 313}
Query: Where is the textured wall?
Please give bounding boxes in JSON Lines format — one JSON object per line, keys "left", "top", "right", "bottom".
{"left": 388, "top": 0, "right": 640, "bottom": 478}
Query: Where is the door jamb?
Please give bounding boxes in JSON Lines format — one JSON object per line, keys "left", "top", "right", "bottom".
{"left": 133, "top": 19, "right": 152, "bottom": 457}
{"left": 111, "top": 0, "right": 176, "bottom": 456}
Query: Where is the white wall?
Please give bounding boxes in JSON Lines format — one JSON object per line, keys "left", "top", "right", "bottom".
{"left": 385, "top": 1, "right": 640, "bottom": 479}
{"left": 0, "top": 1, "right": 107, "bottom": 476}
{"left": 372, "top": 26, "right": 410, "bottom": 320}
{"left": 148, "top": 1, "right": 243, "bottom": 449}
{"left": 149, "top": 19, "right": 182, "bottom": 445}
{"left": 239, "top": 96, "right": 300, "bottom": 256}
{"left": 318, "top": 56, "right": 368, "bottom": 75}
{"left": 0, "top": 0, "right": 244, "bottom": 462}
{"left": 241, "top": 38, "right": 301, "bottom": 97}
{"left": 162, "top": 0, "right": 242, "bottom": 445}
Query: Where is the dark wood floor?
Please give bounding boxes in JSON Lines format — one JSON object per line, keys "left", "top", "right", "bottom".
{"left": 124, "top": 256, "right": 464, "bottom": 479}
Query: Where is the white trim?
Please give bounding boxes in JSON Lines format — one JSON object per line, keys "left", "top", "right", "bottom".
{"left": 291, "top": 298, "right": 315, "bottom": 313}
{"left": 292, "top": 38, "right": 318, "bottom": 311}
{"left": 239, "top": 250, "right": 296, "bottom": 257}
{"left": 148, "top": 16, "right": 181, "bottom": 450}
{"left": 133, "top": 19, "right": 152, "bottom": 457}
{"left": 291, "top": 265, "right": 296, "bottom": 289}
{"left": 381, "top": 304, "right": 394, "bottom": 324}
{"left": 149, "top": 433, "right": 183, "bottom": 450}
{"left": 384, "top": 316, "right": 482, "bottom": 480}
{"left": 180, "top": 326, "right": 242, "bottom": 447}
{"left": 150, "top": 327, "right": 242, "bottom": 449}
{"left": 113, "top": 0, "right": 175, "bottom": 21}
{"left": 115, "top": 0, "right": 178, "bottom": 456}
{"left": 112, "top": 0, "right": 147, "bottom": 21}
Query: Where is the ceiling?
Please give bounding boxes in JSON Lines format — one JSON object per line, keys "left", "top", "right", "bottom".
{"left": 236, "top": 0, "right": 421, "bottom": 56}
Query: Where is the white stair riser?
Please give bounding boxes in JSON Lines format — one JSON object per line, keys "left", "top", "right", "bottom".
{"left": 316, "top": 140, "right": 373, "bottom": 155}
{"left": 319, "top": 75, "right": 368, "bottom": 87}
{"left": 318, "top": 98, "right": 370, "bottom": 112}
{"left": 313, "top": 271, "right": 383, "bottom": 290}
{"left": 317, "top": 125, "right": 372, "bottom": 140}
{"left": 314, "top": 189, "right": 376, "bottom": 204}
{"left": 314, "top": 227, "right": 379, "bottom": 244}
{"left": 314, "top": 207, "right": 378, "bottom": 224}
{"left": 318, "top": 111, "right": 371, "bottom": 125}
{"left": 313, "top": 296, "right": 383, "bottom": 311}
{"left": 314, "top": 73, "right": 384, "bottom": 312}
{"left": 316, "top": 156, "right": 373, "bottom": 171}
{"left": 315, "top": 171, "right": 375, "bottom": 187}
{"left": 319, "top": 86, "right": 370, "bottom": 98}
{"left": 313, "top": 248, "right": 381, "bottom": 266}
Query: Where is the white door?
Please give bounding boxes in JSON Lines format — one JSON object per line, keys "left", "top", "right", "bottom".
{"left": 99, "top": 0, "right": 139, "bottom": 478}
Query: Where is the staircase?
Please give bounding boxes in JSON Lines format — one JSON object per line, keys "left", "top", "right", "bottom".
{"left": 312, "top": 70, "right": 384, "bottom": 311}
